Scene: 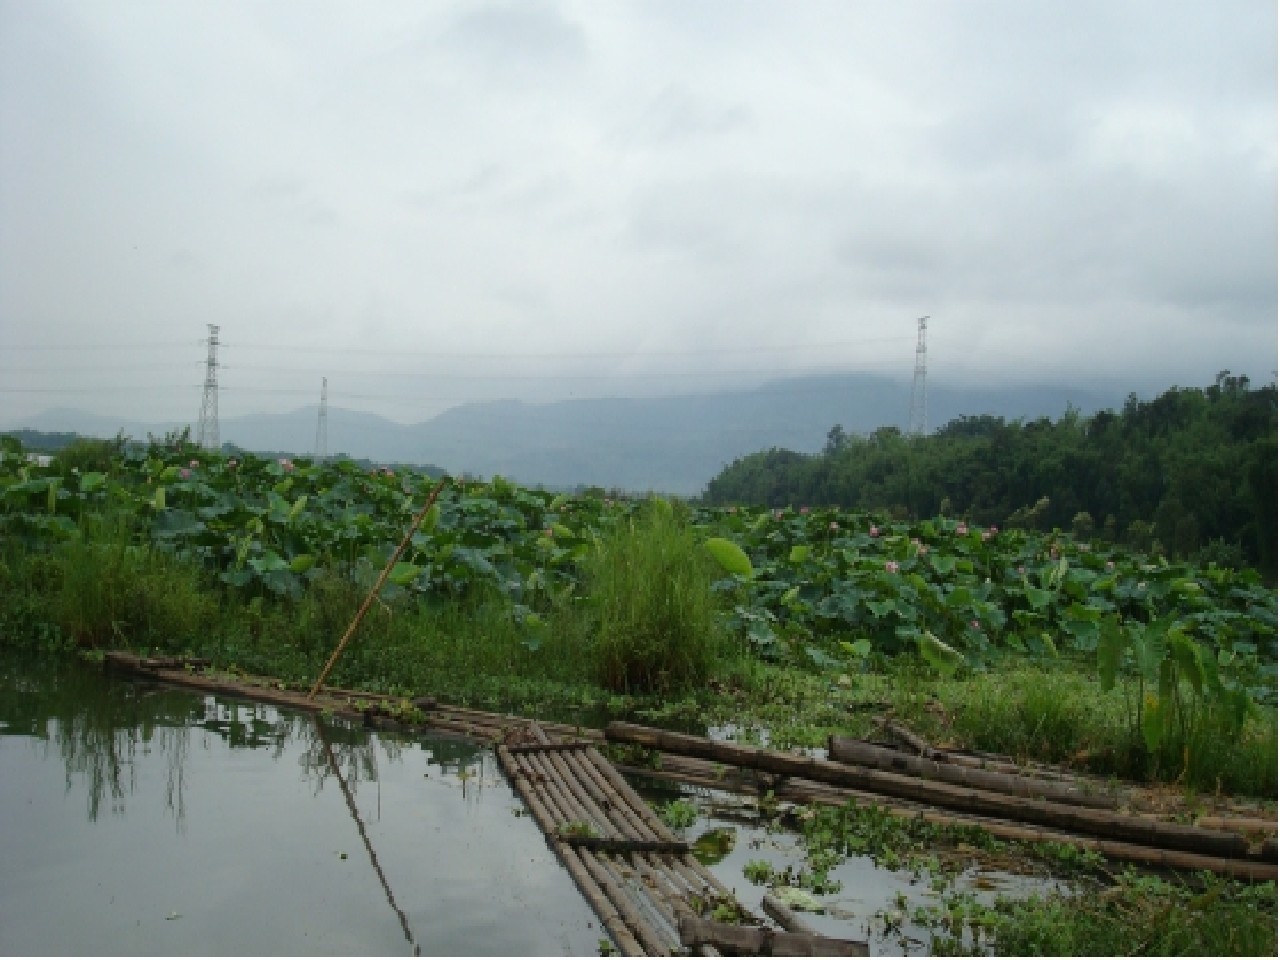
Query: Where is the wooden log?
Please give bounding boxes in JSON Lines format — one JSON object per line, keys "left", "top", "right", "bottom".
{"left": 763, "top": 892, "right": 821, "bottom": 936}
{"left": 1197, "top": 815, "right": 1278, "bottom": 836}
{"left": 606, "top": 722, "right": 1251, "bottom": 860}
{"left": 875, "top": 716, "right": 1117, "bottom": 787}
{"left": 678, "top": 916, "right": 868, "bottom": 957}
{"left": 828, "top": 736, "right": 1119, "bottom": 809}
{"left": 616, "top": 753, "right": 1277, "bottom": 883}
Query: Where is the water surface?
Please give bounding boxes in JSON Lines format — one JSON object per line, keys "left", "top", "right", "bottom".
{"left": 0, "top": 653, "right": 602, "bottom": 956}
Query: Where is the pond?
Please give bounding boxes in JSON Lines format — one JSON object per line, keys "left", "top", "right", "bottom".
{"left": 0, "top": 652, "right": 1063, "bottom": 956}
{"left": 0, "top": 651, "right": 603, "bottom": 956}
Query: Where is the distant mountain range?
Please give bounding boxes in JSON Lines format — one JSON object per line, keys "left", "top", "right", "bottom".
{"left": 6, "top": 373, "right": 1130, "bottom": 496}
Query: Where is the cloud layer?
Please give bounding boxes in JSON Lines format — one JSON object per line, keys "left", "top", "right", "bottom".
{"left": 1, "top": 1, "right": 1275, "bottom": 424}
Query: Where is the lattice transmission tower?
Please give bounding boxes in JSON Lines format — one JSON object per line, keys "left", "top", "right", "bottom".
{"left": 314, "top": 377, "right": 329, "bottom": 462}
{"left": 196, "top": 324, "right": 221, "bottom": 450}
{"left": 908, "top": 316, "right": 929, "bottom": 436}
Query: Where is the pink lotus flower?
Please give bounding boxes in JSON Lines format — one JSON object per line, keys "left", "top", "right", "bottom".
{"left": 227, "top": 459, "right": 238, "bottom": 469}
{"left": 917, "top": 543, "right": 929, "bottom": 556}
{"left": 981, "top": 530, "right": 992, "bottom": 541}
{"left": 279, "top": 458, "right": 294, "bottom": 472}
{"left": 989, "top": 525, "right": 999, "bottom": 535}
{"left": 1106, "top": 560, "right": 1116, "bottom": 571}
{"left": 869, "top": 525, "right": 880, "bottom": 537}
{"left": 544, "top": 527, "right": 554, "bottom": 538}
{"left": 188, "top": 459, "right": 199, "bottom": 469}
{"left": 829, "top": 521, "right": 839, "bottom": 531}
{"left": 774, "top": 509, "right": 783, "bottom": 520}
{"left": 885, "top": 560, "right": 900, "bottom": 573}
{"left": 180, "top": 468, "right": 191, "bottom": 479}
{"left": 1017, "top": 565, "right": 1026, "bottom": 576}
{"left": 956, "top": 522, "right": 969, "bottom": 536}
{"left": 800, "top": 506, "right": 810, "bottom": 515}
{"left": 970, "top": 620, "right": 980, "bottom": 630}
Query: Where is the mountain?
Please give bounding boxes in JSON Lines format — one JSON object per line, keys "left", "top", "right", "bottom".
{"left": 5, "top": 374, "right": 1130, "bottom": 496}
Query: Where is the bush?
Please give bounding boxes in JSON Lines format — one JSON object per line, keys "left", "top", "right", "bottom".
{"left": 581, "top": 499, "right": 727, "bottom": 694}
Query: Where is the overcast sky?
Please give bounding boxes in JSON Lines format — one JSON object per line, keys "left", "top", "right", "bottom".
{"left": 1, "top": 0, "right": 1275, "bottom": 426}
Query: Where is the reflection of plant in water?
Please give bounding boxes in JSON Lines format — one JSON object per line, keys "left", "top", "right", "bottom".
{"left": 9, "top": 661, "right": 201, "bottom": 822}
{"left": 298, "top": 716, "right": 381, "bottom": 795}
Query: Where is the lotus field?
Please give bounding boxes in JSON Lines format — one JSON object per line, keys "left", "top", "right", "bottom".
{"left": 3, "top": 443, "right": 1274, "bottom": 703}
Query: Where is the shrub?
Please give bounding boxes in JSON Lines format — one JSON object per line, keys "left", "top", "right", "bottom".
{"left": 581, "top": 499, "right": 727, "bottom": 694}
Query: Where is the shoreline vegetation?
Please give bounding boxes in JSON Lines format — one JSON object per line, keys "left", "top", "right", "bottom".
{"left": 1, "top": 397, "right": 1275, "bottom": 955}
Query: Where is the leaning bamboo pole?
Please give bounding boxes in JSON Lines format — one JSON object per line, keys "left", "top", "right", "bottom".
{"left": 309, "top": 476, "right": 450, "bottom": 699}
{"left": 606, "top": 722, "right": 1255, "bottom": 860}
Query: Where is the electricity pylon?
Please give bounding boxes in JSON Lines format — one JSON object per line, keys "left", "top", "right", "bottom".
{"left": 908, "top": 316, "right": 929, "bottom": 436}
{"left": 314, "top": 377, "right": 329, "bottom": 462}
{"left": 196, "top": 324, "right": 220, "bottom": 450}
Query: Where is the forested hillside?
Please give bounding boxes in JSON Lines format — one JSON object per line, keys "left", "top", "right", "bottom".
{"left": 703, "top": 373, "right": 1277, "bottom": 577}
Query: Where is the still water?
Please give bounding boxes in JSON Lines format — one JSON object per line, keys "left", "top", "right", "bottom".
{"left": 0, "top": 653, "right": 603, "bottom": 956}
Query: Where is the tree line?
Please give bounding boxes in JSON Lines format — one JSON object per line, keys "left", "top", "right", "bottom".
{"left": 701, "top": 372, "right": 1277, "bottom": 578}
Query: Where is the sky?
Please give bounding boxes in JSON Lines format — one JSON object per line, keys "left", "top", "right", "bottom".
{"left": 1, "top": 0, "right": 1276, "bottom": 427}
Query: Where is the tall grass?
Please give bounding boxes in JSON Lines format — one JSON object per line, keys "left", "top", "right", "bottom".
{"left": 577, "top": 499, "right": 730, "bottom": 694}
{"left": 49, "top": 515, "right": 217, "bottom": 651}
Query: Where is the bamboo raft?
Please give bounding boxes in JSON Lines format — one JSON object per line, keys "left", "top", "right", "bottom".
{"left": 103, "top": 653, "right": 867, "bottom": 956}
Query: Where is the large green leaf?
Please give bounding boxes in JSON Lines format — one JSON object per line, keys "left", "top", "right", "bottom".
{"left": 386, "top": 561, "right": 423, "bottom": 586}
{"left": 705, "top": 537, "right": 753, "bottom": 578}
{"left": 917, "top": 630, "right": 963, "bottom": 677}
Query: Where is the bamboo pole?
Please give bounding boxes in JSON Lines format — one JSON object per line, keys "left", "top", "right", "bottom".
{"left": 586, "top": 744, "right": 683, "bottom": 842}
{"left": 498, "top": 744, "right": 641, "bottom": 956}
{"left": 615, "top": 753, "right": 1278, "bottom": 883}
{"left": 560, "top": 748, "right": 652, "bottom": 841}
{"left": 577, "top": 848, "right": 673, "bottom": 956}
{"left": 606, "top": 721, "right": 1252, "bottom": 860}
{"left": 829, "top": 736, "right": 1120, "bottom": 808}
{"left": 309, "top": 476, "right": 450, "bottom": 699}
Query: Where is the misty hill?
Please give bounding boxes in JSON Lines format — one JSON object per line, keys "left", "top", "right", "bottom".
{"left": 6, "top": 374, "right": 1127, "bottom": 495}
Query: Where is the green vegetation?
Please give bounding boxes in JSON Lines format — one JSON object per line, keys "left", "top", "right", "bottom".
{"left": 704, "top": 373, "right": 1277, "bottom": 578}
{"left": 579, "top": 499, "right": 731, "bottom": 693}
{"left": 1, "top": 417, "right": 1275, "bottom": 956}
{"left": 941, "top": 871, "right": 1277, "bottom": 956}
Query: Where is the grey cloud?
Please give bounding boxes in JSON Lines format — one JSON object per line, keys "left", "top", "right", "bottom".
{"left": 439, "top": 1, "right": 587, "bottom": 80}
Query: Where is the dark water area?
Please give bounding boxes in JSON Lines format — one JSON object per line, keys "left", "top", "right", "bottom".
{"left": 0, "top": 652, "right": 603, "bottom": 956}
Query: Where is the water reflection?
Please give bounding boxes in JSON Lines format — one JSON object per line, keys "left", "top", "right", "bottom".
{"left": 0, "top": 655, "right": 491, "bottom": 826}
{"left": 0, "top": 651, "right": 604, "bottom": 957}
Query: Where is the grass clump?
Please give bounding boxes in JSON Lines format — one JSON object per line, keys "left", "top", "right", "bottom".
{"left": 974, "top": 871, "right": 1277, "bottom": 957}
{"left": 578, "top": 499, "right": 731, "bottom": 695}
